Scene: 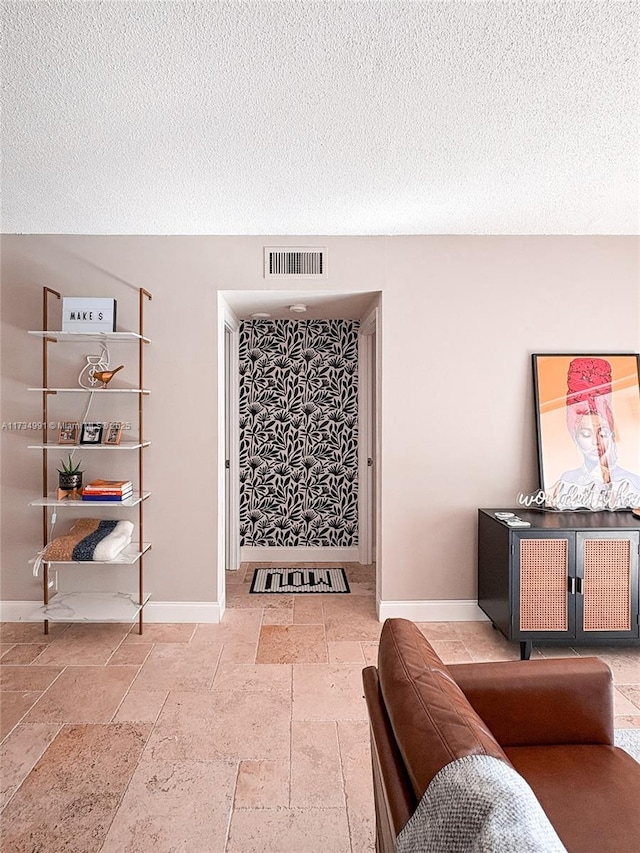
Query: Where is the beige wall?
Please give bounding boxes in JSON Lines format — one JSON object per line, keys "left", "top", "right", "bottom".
{"left": 1, "top": 235, "right": 638, "bottom": 608}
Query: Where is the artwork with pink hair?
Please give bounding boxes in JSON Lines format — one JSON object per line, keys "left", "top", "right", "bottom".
{"left": 533, "top": 354, "right": 640, "bottom": 512}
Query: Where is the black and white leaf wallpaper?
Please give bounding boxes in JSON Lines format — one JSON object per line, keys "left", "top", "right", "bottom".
{"left": 239, "top": 319, "right": 359, "bottom": 547}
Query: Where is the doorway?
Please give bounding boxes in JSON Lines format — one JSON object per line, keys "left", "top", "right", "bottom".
{"left": 219, "top": 291, "right": 381, "bottom": 609}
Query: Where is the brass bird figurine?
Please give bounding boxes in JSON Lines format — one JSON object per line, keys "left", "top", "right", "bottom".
{"left": 93, "top": 365, "right": 124, "bottom": 387}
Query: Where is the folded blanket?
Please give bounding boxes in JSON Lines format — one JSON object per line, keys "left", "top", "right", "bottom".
{"left": 42, "top": 518, "right": 134, "bottom": 562}
{"left": 397, "top": 754, "right": 567, "bottom": 853}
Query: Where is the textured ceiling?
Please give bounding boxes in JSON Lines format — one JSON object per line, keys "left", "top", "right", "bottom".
{"left": 1, "top": 1, "right": 638, "bottom": 235}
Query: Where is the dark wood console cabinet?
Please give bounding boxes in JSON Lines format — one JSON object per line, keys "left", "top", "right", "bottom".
{"left": 478, "top": 509, "right": 640, "bottom": 659}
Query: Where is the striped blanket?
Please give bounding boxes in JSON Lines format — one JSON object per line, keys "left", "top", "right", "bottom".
{"left": 42, "top": 518, "right": 134, "bottom": 562}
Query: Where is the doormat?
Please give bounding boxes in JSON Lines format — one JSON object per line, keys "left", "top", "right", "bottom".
{"left": 250, "top": 567, "right": 350, "bottom": 594}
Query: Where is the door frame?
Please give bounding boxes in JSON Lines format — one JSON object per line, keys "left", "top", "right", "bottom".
{"left": 220, "top": 293, "right": 381, "bottom": 612}
{"left": 358, "top": 305, "right": 379, "bottom": 567}
{"left": 220, "top": 299, "right": 240, "bottom": 589}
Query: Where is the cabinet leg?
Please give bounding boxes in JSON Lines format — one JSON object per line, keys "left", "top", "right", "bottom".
{"left": 520, "top": 641, "right": 532, "bottom": 661}
{"left": 43, "top": 619, "right": 49, "bottom": 636}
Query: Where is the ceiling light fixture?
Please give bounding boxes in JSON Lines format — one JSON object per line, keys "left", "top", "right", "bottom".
{"left": 289, "top": 304, "right": 307, "bottom": 314}
{"left": 250, "top": 312, "right": 271, "bottom": 319}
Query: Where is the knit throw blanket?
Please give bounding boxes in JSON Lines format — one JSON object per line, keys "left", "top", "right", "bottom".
{"left": 396, "top": 755, "right": 567, "bottom": 853}
{"left": 42, "top": 518, "right": 134, "bottom": 562}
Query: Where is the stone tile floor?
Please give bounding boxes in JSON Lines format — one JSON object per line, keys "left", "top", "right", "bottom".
{"left": 1, "top": 561, "right": 639, "bottom": 852}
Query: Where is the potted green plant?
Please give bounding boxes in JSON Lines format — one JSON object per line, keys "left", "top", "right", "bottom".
{"left": 58, "top": 455, "right": 83, "bottom": 491}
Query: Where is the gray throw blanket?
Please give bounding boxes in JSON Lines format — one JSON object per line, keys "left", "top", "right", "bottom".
{"left": 396, "top": 755, "right": 567, "bottom": 853}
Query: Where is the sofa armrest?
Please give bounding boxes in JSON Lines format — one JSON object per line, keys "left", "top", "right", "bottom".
{"left": 448, "top": 657, "right": 614, "bottom": 747}
{"left": 362, "top": 665, "right": 417, "bottom": 847}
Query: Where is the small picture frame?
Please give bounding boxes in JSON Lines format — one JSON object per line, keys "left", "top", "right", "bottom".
{"left": 103, "top": 421, "right": 124, "bottom": 446}
{"left": 58, "top": 421, "right": 79, "bottom": 445}
{"left": 79, "top": 422, "right": 104, "bottom": 445}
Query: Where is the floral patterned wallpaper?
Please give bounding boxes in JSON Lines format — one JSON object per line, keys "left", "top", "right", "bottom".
{"left": 239, "top": 319, "right": 359, "bottom": 547}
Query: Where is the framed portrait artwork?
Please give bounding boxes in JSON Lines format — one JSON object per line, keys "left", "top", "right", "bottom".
{"left": 57, "top": 421, "right": 79, "bottom": 444}
{"left": 532, "top": 354, "right": 640, "bottom": 511}
{"left": 103, "top": 421, "right": 124, "bottom": 445}
{"left": 79, "top": 422, "right": 104, "bottom": 445}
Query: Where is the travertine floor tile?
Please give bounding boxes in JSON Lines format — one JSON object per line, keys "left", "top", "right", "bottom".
{"left": 224, "top": 585, "right": 255, "bottom": 608}
{"left": 343, "top": 564, "right": 376, "bottom": 584}
{"left": 535, "top": 645, "right": 580, "bottom": 658}
{"left": 322, "top": 596, "right": 382, "bottom": 642}
{"left": 257, "top": 624, "right": 328, "bottom": 664}
{"left": 293, "top": 596, "right": 324, "bottom": 624}
{"left": 0, "top": 722, "right": 150, "bottom": 853}
{"left": 235, "top": 759, "right": 290, "bottom": 809}
{"left": 328, "top": 641, "right": 366, "bottom": 664}
{"left": 417, "top": 621, "right": 466, "bottom": 640}
{"left": 0, "top": 665, "right": 62, "bottom": 692}
{"left": 100, "top": 758, "right": 237, "bottom": 853}
{"left": 112, "top": 689, "right": 168, "bottom": 723}
{"left": 124, "top": 623, "right": 196, "bottom": 644}
{"left": 615, "top": 715, "right": 640, "bottom": 728}
{"left": 24, "top": 665, "right": 138, "bottom": 723}
{"left": 452, "top": 620, "right": 495, "bottom": 639}
{"left": 0, "top": 722, "right": 61, "bottom": 809}
{"left": 0, "top": 692, "right": 41, "bottom": 740}
{"left": 614, "top": 687, "right": 640, "bottom": 717}
{"left": 293, "top": 664, "right": 368, "bottom": 721}
{"left": 576, "top": 648, "right": 640, "bottom": 684}
{"left": 145, "top": 689, "right": 291, "bottom": 762}
{"left": 33, "top": 625, "right": 129, "bottom": 665}
{"left": 0, "top": 643, "right": 48, "bottom": 664}
{"left": 348, "top": 581, "right": 377, "bottom": 595}
{"left": 0, "top": 622, "right": 68, "bottom": 644}
{"left": 290, "top": 721, "right": 344, "bottom": 808}
{"left": 192, "top": 612, "right": 261, "bottom": 662}
{"left": 212, "top": 662, "right": 292, "bottom": 695}
{"left": 617, "top": 684, "right": 640, "bottom": 709}
{"left": 226, "top": 567, "right": 248, "bottom": 584}
{"left": 361, "top": 642, "right": 379, "bottom": 667}
{"left": 31, "top": 640, "right": 117, "bottom": 666}
{"left": 192, "top": 610, "right": 263, "bottom": 645}
{"left": 220, "top": 639, "right": 258, "bottom": 664}
{"left": 108, "top": 643, "right": 153, "bottom": 666}
{"left": 131, "top": 642, "right": 222, "bottom": 692}
{"left": 226, "top": 807, "right": 351, "bottom": 853}
{"left": 427, "top": 640, "right": 474, "bottom": 664}
{"left": 338, "top": 721, "right": 376, "bottom": 853}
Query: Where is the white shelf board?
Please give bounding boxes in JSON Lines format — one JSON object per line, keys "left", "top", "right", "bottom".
{"left": 29, "top": 492, "right": 150, "bottom": 508}
{"left": 28, "top": 330, "right": 151, "bottom": 344}
{"left": 37, "top": 591, "right": 151, "bottom": 622}
{"left": 28, "top": 387, "right": 150, "bottom": 394}
{"left": 28, "top": 440, "right": 151, "bottom": 450}
{"left": 30, "top": 542, "right": 151, "bottom": 566}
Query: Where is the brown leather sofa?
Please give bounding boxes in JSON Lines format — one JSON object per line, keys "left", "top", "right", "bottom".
{"left": 363, "top": 618, "right": 640, "bottom": 852}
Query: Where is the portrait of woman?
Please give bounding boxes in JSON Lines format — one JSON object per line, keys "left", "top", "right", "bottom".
{"left": 533, "top": 355, "right": 640, "bottom": 511}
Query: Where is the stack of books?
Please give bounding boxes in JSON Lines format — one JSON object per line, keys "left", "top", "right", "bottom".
{"left": 82, "top": 479, "right": 134, "bottom": 502}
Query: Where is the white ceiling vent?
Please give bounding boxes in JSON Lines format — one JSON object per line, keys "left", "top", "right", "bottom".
{"left": 264, "top": 247, "right": 327, "bottom": 279}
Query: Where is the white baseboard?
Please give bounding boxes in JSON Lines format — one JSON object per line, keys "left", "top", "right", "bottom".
{"left": 144, "top": 601, "right": 222, "bottom": 623}
{"left": 2, "top": 597, "right": 486, "bottom": 625}
{"left": 0, "top": 601, "right": 41, "bottom": 621}
{"left": 0, "top": 600, "right": 222, "bottom": 624}
{"left": 377, "top": 599, "right": 489, "bottom": 622}
{"left": 240, "top": 546, "right": 359, "bottom": 562}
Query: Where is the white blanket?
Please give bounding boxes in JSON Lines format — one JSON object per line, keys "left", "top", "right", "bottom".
{"left": 396, "top": 755, "right": 567, "bottom": 853}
